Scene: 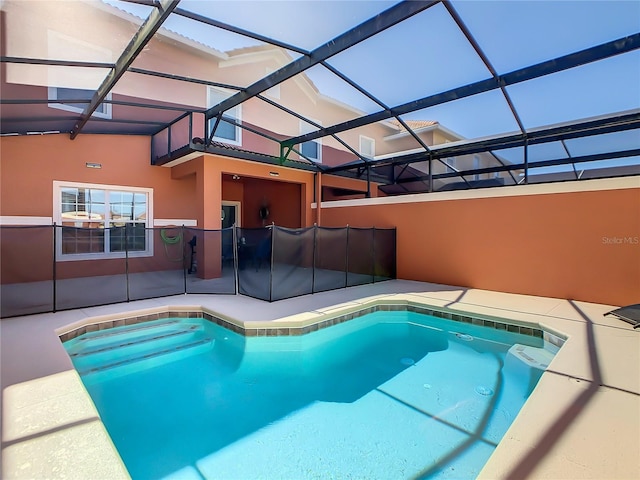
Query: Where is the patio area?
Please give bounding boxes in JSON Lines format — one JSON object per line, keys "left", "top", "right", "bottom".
{"left": 1, "top": 1, "right": 638, "bottom": 477}
{"left": 1, "top": 280, "right": 638, "bottom": 479}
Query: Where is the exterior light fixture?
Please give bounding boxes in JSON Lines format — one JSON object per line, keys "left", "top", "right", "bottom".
{"left": 269, "top": 171, "right": 279, "bottom": 177}
{"left": 232, "top": 175, "right": 240, "bottom": 180}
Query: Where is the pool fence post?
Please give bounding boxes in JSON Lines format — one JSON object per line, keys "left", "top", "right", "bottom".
{"left": 269, "top": 223, "right": 275, "bottom": 302}
{"left": 428, "top": 153, "right": 433, "bottom": 193}
{"left": 312, "top": 223, "right": 317, "bottom": 293}
{"left": 52, "top": 222, "right": 57, "bottom": 313}
{"left": 345, "top": 224, "right": 350, "bottom": 289}
{"left": 182, "top": 225, "right": 187, "bottom": 294}
{"left": 232, "top": 223, "right": 239, "bottom": 295}
{"left": 372, "top": 227, "right": 376, "bottom": 284}
{"left": 524, "top": 138, "right": 529, "bottom": 184}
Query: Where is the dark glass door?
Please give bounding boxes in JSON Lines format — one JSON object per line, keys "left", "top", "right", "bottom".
{"left": 222, "top": 204, "right": 237, "bottom": 229}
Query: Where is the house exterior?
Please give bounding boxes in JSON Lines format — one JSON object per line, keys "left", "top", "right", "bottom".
{"left": 2, "top": 0, "right": 510, "bottom": 182}
{"left": 0, "top": 0, "right": 504, "bottom": 275}
{"left": 2, "top": 0, "right": 636, "bottom": 308}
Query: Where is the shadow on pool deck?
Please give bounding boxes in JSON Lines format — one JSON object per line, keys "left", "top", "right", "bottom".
{"left": 495, "top": 300, "right": 603, "bottom": 480}
{"left": 2, "top": 281, "right": 638, "bottom": 479}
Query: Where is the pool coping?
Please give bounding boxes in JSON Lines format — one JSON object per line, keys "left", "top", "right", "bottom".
{"left": 56, "top": 301, "right": 567, "bottom": 350}
{"left": 3, "top": 283, "right": 639, "bottom": 479}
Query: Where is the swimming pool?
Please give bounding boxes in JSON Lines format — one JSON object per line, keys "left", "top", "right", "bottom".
{"left": 63, "top": 310, "right": 555, "bottom": 479}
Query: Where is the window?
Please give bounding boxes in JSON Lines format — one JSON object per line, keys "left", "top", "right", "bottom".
{"left": 359, "top": 135, "right": 375, "bottom": 159}
{"left": 48, "top": 87, "right": 112, "bottom": 118}
{"left": 208, "top": 87, "right": 242, "bottom": 145}
{"left": 445, "top": 157, "right": 456, "bottom": 172}
{"left": 301, "top": 139, "right": 319, "bottom": 159}
{"left": 473, "top": 154, "right": 481, "bottom": 180}
{"left": 54, "top": 181, "right": 152, "bottom": 260}
{"left": 299, "top": 120, "right": 322, "bottom": 163}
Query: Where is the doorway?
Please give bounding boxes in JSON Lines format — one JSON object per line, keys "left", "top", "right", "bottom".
{"left": 221, "top": 201, "right": 241, "bottom": 229}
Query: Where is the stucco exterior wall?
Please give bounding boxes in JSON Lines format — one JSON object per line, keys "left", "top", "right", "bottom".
{"left": 0, "top": 134, "right": 317, "bottom": 283}
{"left": 0, "top": 134, "right": 196, "bottom": 219}
{"left": 319, "top": 178, "right": 640, "bottom": 307}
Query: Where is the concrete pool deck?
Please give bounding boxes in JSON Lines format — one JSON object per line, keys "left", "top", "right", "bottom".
{"left": 1, "top": 280, "right": 638, "bottom": 479}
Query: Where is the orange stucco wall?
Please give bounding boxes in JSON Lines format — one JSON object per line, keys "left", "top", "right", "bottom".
{"left": 172, "top": 155, "right": 315, "bottom": 230}
{"left": 241, "top": 177, "right": 302, "bottom": 228}
{"left": 171, "top": 155, "right": 314, "bottom": 277}
{"left": 0, "top": 134, "right": 195, "bottom": 219}
{"left": 221, "top": 175, "right": 302, "bottom": 228}
{"left": 3, "top": 134, "right": 637, "bottom": 307}
{"left": 320, "top": 184, "right": 640, "bottom": 307}
{"left": 0, "top": 134, "right": 197, "bottom": 282}
{"left": 0, "top": 134, "right": 315, "bottom": 283}
{"left": 222, "top": 177, "right": 244, "bottom": 204}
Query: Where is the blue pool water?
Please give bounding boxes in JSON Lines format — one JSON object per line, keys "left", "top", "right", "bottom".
{"left": 64, "top": 311, "right": 553, "bottom": 480}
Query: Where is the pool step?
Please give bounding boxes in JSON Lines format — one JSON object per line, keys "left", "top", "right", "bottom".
{"left": 77, "top": 319, "right": 182, "bottom": 343}
{"left": 70, "top": 325, "right": 201, "bottom": 358}
{"left": 65, "top": 319, "right": 203, "bottom": 356}
{"left": 76, "top": 337, "right": 213, "bottom": 383}
{"left": 66, "top": 319, "right": 216, "bottom": 383}
{"left": 77, "top": 337, "right": 213, "bottom": 376}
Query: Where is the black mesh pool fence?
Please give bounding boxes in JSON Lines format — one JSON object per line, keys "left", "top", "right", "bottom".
{"left": 271, "top": 226, "right": 315, "bottom": 301}
{"left": 183, "top": 227, "right": 236, "bottom": 295}
{"left": 236, "top": 227, "right": 273, "bottom": 301}
{"left": 0, "top": 224, "right": 396, "bottom": 316}
{"left": 237, "top": 225, "right": 396, "bottom": 302}
{"left": 0, "top": 225, "right": 55, "bottom": 317}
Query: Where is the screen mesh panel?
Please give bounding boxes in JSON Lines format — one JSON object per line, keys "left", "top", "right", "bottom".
{"left": 55, "top": 226, "right": 128, "bottom": 310}
{"left": 0, "top": 226, "right": 54, "bottom": 317}
{"left": 184, "top": 227, "right": 236, "bottom": 295}
{"left": 314, "top": 227, "right": 348, "bottom": 293}
{"left": 347, "top": 227, "right": 375, "bottom": 287}
{"left": 271, "top": 226, "right": 315, "bottom": 301}
{"left": 127, "top": 227, "right": 185, "bottom": 301}
{"left": 1, "top": 224, "right": 395, "bottom": 315}
{"left": 374, "top": 228, "right": 397, "bottom": 282}
{"left": 237, "top": 227, "right": 273, "bottom": 301}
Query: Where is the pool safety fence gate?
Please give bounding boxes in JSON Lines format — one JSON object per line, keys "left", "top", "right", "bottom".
{"left": 0, "top": 224, "right": 396, "bottom": 318}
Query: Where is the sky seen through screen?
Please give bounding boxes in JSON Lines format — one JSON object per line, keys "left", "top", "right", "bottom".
{"left": 102, "top": 0, "right": 640, "bottom": 171}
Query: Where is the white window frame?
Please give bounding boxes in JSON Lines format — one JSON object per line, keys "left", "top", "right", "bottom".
{"left": 48, "top": 87, "right": 112, "bottom": 119}
{"left": 299, "top": 119, "right": 322, "bottom": 163}
{"left": 359, "top": 135, "right": 375, "bottom": 159}
{"left": 53, "top": 181, "right": 153, "bottom": 261}
{"left": 207, "top": 86, "right": 242, "bottom": 146}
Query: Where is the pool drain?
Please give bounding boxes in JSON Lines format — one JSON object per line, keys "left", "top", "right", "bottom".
{"left": 475, "top": 385, "right": 494, "bottom": 396}
{"left": 400, "top": 357, "right": 415, "bottom": 366}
